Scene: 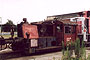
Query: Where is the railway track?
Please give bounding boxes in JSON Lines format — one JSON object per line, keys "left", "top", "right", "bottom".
{"left": 0, "top": 48, "right": 61, "bottom": 60}
{"left": 0, "top": 48, "right": 24, "bottom": 60}
{"left": 0, "top": 47, "right": 90, "bottom": 60}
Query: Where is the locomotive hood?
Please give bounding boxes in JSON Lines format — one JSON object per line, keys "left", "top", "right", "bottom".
{"left": 22, "top": 24, "right": 39, "bottom": 39}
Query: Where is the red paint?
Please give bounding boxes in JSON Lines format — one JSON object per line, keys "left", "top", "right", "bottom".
{"left": 64, "top": 34, "right": 76, "bottom": 45}
{"left": 77, "top": 21, "right": 82, "bottom": 33}
{"left": 89, "top": 19, "right": 90, "bottom": 33}
{"left": 22, "top": 24, "right": 39, "bottom": 39}
{"left": 84, "top": 29, "right": 86, "bottom": 32}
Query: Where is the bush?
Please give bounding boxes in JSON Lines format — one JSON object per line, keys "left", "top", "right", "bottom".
{"left": 61, "top": 38, "right": 90, "bottom": 60}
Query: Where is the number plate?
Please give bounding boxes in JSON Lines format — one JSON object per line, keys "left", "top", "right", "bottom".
{"left": 31, "top": 39, "right": 38, "bottom": 47}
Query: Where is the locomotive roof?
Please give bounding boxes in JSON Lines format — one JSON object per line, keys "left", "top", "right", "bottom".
{"left": 31, "top": 19, "right": 77, "bottom": 25}
{"left": 60, "top": 19, "right": 77, "bottom": 25}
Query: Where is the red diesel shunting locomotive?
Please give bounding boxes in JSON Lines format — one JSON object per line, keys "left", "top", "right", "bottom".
{"left": 11, "top": 18, "right": 77, "bottom": 54}
{"left": 0, "top": 18, "right": 77, "bottom": 54}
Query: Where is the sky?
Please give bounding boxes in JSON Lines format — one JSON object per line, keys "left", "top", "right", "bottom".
{"left": 0, "top": 0, "right": 90, "bottom": 25}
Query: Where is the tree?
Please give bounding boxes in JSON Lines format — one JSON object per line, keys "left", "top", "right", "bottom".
{"left": 2, "top": 19, "right": 17, "bottom": 32}
{"left": 6, "top": 19, "right": 14, "bottom": 25}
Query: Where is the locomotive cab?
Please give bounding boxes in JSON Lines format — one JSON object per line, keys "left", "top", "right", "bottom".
{"left": 60, "top": 20, "right": 77, "bottom": 45}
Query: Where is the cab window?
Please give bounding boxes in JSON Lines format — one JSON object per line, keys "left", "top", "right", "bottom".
{"left": 65, "top": 26, "right": 71, "bottom": 34}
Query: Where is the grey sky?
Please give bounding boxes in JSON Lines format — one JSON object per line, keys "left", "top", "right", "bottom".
{"left": 0, "top": 0, "right": 90, "bottom": 24}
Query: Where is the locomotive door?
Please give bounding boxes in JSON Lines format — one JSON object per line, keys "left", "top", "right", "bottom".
{"left": 56, "top": 24, "right": 64, "bottom": 46}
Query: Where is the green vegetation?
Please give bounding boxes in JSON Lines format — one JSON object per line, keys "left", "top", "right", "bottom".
{"left": 61, "top": 38, "right": 90, "bottom": 60}
{"left": 6, "top": 19, "right": 15, "bottom": 25}
{"left": 1, "top": 19, "right": 17, "bottom": 32}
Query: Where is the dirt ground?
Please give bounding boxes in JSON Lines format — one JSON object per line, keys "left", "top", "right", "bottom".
{"left": 0, "top": 48, "right": 90, "bottom": 60}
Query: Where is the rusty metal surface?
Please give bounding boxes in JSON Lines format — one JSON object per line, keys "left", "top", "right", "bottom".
{"left": 31, "top": 19, "right": 77, "bottom": 25}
